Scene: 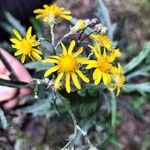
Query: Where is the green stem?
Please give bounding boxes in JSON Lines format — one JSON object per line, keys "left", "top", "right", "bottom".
{"left": 110, "top": 91, "right": 117, "bottom": 128}
{"left": 50, "top": 24, "right": 55, "bottom": 55}
{"left": 55, "top": 32, "right": 70, "bottom": 49}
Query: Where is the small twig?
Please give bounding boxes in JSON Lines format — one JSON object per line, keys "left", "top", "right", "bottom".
{"left": 0, "top": 78, "right": 50, "bottom": 89}
{"left": 79, "top": 30, "right": 96, "bottom": 42}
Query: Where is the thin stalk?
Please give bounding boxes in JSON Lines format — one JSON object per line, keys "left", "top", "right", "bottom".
{"left": 55, "top": 32, "right": 71, "bottom": 49}
{"left": 110, "top": 91, "right": 117, "bottom": 127}
{"left": 50, "top": 24, "right": 56, "bottom": 55}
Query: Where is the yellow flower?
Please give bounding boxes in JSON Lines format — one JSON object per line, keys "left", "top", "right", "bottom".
{"left": 91, "top": 34, "right": 112, "bottom": 50}
{"left": 10, "top": 27, "right": 42, "bottom": 63}
{"left": 108, "top": 48, "right": 121, "bottom": 62}
{"left": 86, "top": 42, "right": 117, "bottom": 85}
{"left": 71, "top": 19, "right": 87, "bottom": 33}
{"left": 110, "top": 63, "right": 125, "bottom": 96}
{"left": 43, "top": 40, "right": 89, "bottom": 93}
{"left": 33, "top": 4, "right": 72, "bottom": 23}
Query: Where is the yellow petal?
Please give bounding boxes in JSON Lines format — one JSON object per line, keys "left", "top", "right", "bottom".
{"left": 73, "top": 47, "right": 83, "bottom": 57}
{"left": 43, "top": 4, "right": 49, "bottom": 9}
{"left": 14, "top": 50, "right": 22, "bottom": 56}
{"left": 65, "top": 73, "right": 71, "bottom": 93}
{"left": 95, "top": 41, "right": 101, "bottom": 55}
{"left": 44, "top": 66, "right": 59, "bottom": 77}
{"left": 77, "top": 58, "right": 89, "bottom": 64}
{"left": 116, "top": 87, "right": 120, "bottom": 96}
{"left": 33, "top": 49, "right": 42, "bottom": 55}
{"left": 63, "top": 11, "right": 71, "bottom": 15}
{"left": 61, "top": 42, "right": 67, "bottom": 54}
{"left": 42, "top": 58, "right": 58, "bottom": 63}
{"left": 21, "top": 54, "right": 26, "bottom": 63}
{"left": 71, "top": 73, "right": 81, "bottom": 89}
{"left": 32, "top": 51, "right": 42, "bottom": 60}
{"left": 68, "top": 40, "right": 75, "bottom": 54}
{"left": 103, "top": 73, "right": 111, "bottom": 85}
{"left": 118, "top": 63, "right": 123, "bottom": 73}
{"left": 93, "top": 69, "right": 101, "bottom": 80}
{"left": 10, "top": 38, "right": 19, "bottom": 44}
{"left": 33, "top": 9, "right": 44, "bottom": 13}
{"left": 94, "top": 70, "right": 102, "bottom": 85}
{"left": 63, "top": 15, "right": 72, "bottom": 20}
{"left": 49, "top": 56, "right": 60, "bottom": 59}
{"left": 86, "top": 61, "right": 97, "bottom": 69}
{"left": 54, "top": 72, "right": 64, "bottom": 89}
{"left": 32, "top": 42, "right": 40, "bottom": 47}
{"left": 76, "top": 69, "right": 89, "bottom": 83}
{"left": 26, "top": 27, "right": 32, "bottom": 39}
{"left": 13, "top": 29, "right": 22, "bottom": 40}
{"left": 88, "top": 45, "right": 99, "bottom": 58}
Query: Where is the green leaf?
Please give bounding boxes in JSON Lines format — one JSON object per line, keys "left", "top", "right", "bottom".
{"left": 17, "top": 95, "right": 60, "bottom": 117}
{"left": 4, "top": 11, "right": 26, "bottom": 36}
{"left": 0, "top": 41, "right": 14, "bottom": 52}
{"left": 95, "top": 0, "right": 116, "bottom": 40}
{"left": 0, "top": 22, "right": 13, "bottom": 35}
{"left": 30, "top": 17, "right": 43, "bottom": 38}
{"left": 25, "top": 61, "right": 52, "bottom": 72}
{"left": 0, "top": 108, "right": 8, "bottom": 129}
{"left": 126, "top": 65, "right": 150, "bottom": 80}
{"left": 124, "top": 43, "right": 150, "bottom": 74}
{"left": 123, "top": 83, "right": 150, "bottom": 94}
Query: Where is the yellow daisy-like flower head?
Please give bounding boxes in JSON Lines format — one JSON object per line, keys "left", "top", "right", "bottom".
{"left": 112, "top": 63, "right": 125, "bottom": 96}
{"left": 71, "top": 19, "right": 87, "bottom": 33}
{"left": 91, "top": 34, "right": 112, "bottom": 50}
{"left": 33, "top": 4, "right": 72, "bottom": 24}
{"left": 10, "top": 27, "right": 42, "bottom": 63}
{"left": 86, "top": 42, "right": 117, "bottom": 85}
{"left": 43, "top": 40, "right": 89, "bottom": 93}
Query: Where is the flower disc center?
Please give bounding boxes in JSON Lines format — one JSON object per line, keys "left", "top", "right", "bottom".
{"left": 97, "top": 56, "right": 112, "bottom": 73}
{"left": 59, "top": 55, "right": 77, "bottom": 72}
{"left": 21, "top": 39, "right": 32, "bottom": 54}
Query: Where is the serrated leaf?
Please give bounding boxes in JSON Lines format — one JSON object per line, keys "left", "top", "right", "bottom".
{"left": 124, "top": 43, "right": 150, "bottom": 74}
{"left": 25, "top": 61, "right": 52, "bottom": 72}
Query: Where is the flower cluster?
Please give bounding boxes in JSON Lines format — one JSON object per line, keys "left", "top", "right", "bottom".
{"left": 10, "top": 3, "right": 125, "bottom": 95}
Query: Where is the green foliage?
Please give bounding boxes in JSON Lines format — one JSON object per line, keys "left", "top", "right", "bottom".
{"left": 0, "top": 11, "right": 26, "bottom": 36}
{"left": 124, "top": 43, "right": 150, "bottom": 74}
{"left": 0, "top": 108, "right": 8, "bottom": 129}
{"left": 0, "top": 1, "right": 150, "bottom": 149}
{"left": 95, "top": 0, "right": 117, "bottom": 40}
{"left": 25, "top": 61, "right": 53, "bottom": 72}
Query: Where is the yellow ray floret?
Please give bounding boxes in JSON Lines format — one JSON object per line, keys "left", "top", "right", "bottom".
{"left": 33, "top": 4, "right": 72, "bottom": 23}
{"left": 10, "top": 27, "right": 42, "bottom": 63}
{"left": 109, "top": 63, "right": 125, "bottom": 96}
{"left": 91, "top": 34, "right": 112, "bottom": 50}
{"left": 86, "top": 43, "right": 118, "bottom": 86}
{"left": 43, "top": 40, "right": 89, "bottom": 93}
